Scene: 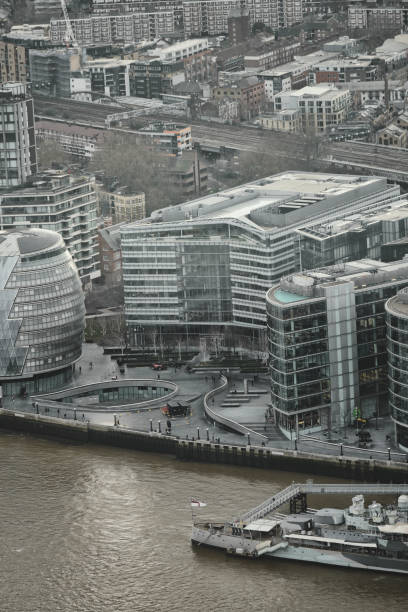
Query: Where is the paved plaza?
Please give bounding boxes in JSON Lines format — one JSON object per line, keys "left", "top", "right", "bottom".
{"left": 2, "top": 343, "right": 405, "bottom": 462}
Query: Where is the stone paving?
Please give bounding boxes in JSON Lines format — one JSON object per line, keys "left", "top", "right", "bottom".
{"left": 2, "top": 343, "right": 406, "bottom": 462}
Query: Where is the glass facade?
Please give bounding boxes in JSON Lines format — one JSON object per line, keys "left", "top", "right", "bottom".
{"left": 386, "top": 292, "right": 408, "bottom": 451}
{"left": 0, "top": 82, "right": 37, "bottom": 188}
{"left": 122, "top": 221, "right": 296, "bottom": 337}
{"left": 0, "top": 228, "right": 85, "bottom": 397}
{"left": 0, "top": 171, "right": 100, "bottom": 284}
{"left": 268, "top": 262, "right": 408, "bottom": 437}
{"left": 267, "top": 294, "right": 329, "bottom": 434}
{"left": 60, "top": 383, "right": 172, "bottom": 405}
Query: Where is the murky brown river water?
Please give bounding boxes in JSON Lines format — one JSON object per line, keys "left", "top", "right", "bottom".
{"left": 0, "top": 431, "right": 407, "bottom": 612}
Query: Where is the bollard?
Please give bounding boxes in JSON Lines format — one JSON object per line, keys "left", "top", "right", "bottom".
{"left": 35, "top": 402, "right": 39, "bottom": 414}
{"left": 158, "top": 420, "right": 161, "bottom": 433}
{"left": 340, "top": 443, "right": 343, "bottom": 456}
{"left": 74, "top": 409, "right": 77, "bottom": 421}
{"left": 247, "top": 433, "right": 250, "bottom": 446}
{"left": 197, "top": 427, "right": 200, "bottom": 440}
{"left": 206, "top": 428, "right": 209, "bottom": 441}
{"left": 113, "top": 413, "right": 118, "bottom": 426}
{"left": 294, "top": 439, "right": 297, "bottom": 451}
{"left": 150, "top": 419, "right": 153, "bottom": 432}
{"left": 388, "top": 447, "right": 391, "bottom": 461}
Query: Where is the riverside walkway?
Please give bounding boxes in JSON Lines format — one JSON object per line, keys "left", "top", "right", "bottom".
{"left": 2, "top": 343, "right": 406, "bottom": 464}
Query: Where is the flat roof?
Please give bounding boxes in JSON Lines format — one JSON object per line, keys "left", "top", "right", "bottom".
{"left": 269, "top": 258, "right": 408, "bottom": 305}
{"left": 126, "top": 172, "right": 386, "bottom": 233}
{"left": 297, "top": 198, "right": 408, "bottom": 240}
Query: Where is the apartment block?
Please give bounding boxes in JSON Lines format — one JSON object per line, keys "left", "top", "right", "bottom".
{"left": 91, "top": 0, "right": 183, "bottom": 17}
{"left": 183, "top": 0, "right": 303, "bottom": 37}
{"left": 244, "top": 40, "right": 301, "bottom": 71}
{"left": 121, "top": 172, "right": 400, "bottom": 349}
{"left": 50, "top": 12, "right": 175, "bottom": 46}
{"left": 212, "top": 76, "right": 265, "bottom": 120}
{"left": 348, "top": 2, "right": 408, "bottom": 30}
{"left": 273, "top": 84, "right": 352, "bottom": 133}
{"left": 0, "top": 170, "right": 100, "bottom": 286}
{"left": 267, "top": 259, "right": 408, "bottom": 438}
{"left": 258, "top": 109, "right": 301, "bottom": 132}
{"left": 35, "top": 120, "right": 105, "bottom": 159}
{"left": 0, "top": 42, "right": 30, "bottom": 83}
{"left": 29, "top": 48, "right": 83, "bottom": 98}
{"left": 87, "top": 58, "right": 135, "bottom": 98}
{"left": 134, "top": 122, "right": 192, "bottom": 155}
{"left": 97, "top": 187, "right": 146, "bottom": 224}
{"left": 0, "top": 82, "right": 37, "bottom": 189}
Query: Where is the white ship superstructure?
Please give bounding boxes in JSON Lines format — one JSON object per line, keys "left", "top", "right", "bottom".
{"left": 191, "top": 483, "right": 408, "bottom": 574}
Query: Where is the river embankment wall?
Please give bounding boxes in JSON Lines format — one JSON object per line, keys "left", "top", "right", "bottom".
{"left": 0, "top": 409, "right": 407, "bottom": 482}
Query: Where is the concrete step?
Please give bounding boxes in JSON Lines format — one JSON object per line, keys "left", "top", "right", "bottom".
{"left": 221, "top": 402, "right": 241, "bottom": 408}
{"left": 240, "top": 422, "right": 286, "bottom": 441}
{"left": 227, "top": 396, "right": 251, "bottom": 402}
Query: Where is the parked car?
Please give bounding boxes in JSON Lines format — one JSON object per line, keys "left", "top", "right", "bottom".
{"left": 151, "top": 363, "right": 167, "bottom": 371}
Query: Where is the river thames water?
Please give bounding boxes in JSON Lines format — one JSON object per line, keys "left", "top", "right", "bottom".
{"left": 0, "top": 431, "right": 407, "bottom": 612}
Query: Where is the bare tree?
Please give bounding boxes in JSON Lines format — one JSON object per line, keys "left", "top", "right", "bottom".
{"left": 37, "top": 139, "right": 72, "bottom": 169}
{"left": 90, "top": 132, "right": 185, "bottom": 214}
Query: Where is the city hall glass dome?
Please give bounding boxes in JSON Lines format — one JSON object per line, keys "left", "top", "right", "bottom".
{"left": 0, "top": 228, "right": 85, "bottom": 397}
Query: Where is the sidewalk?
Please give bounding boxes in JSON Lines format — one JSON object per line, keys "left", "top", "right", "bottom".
{"left": 2, "top": 343, "right": 405, "bottom": 462}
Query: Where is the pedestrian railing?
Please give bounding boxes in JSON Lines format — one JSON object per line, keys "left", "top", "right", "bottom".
{"left": 298, "top": 435, "right": 408, "bottom": 464}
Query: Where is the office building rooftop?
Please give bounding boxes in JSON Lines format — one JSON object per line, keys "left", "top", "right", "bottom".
{"left": 269, "top": 258, "right": 408, "bottom": 304}
{"left": 131, "top": 172, "right": 390, "bottom": 232}
{"left": 298, "top": 198, "right": 408, "bottom": 241}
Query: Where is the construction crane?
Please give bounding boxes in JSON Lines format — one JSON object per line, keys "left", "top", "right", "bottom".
{"left": 60, "top": 0, "right": 79, "bottom": 50}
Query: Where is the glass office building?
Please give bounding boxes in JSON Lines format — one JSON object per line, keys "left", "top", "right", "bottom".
{"left": 122, "top": 172, "right": 400, "bottom": 350}
{"left": 0, "top": 228, "right": 85, "bottom": 397}
{"left": 386, "top": 289, "right": 408, "bottom": 452}
{"left": 267, "top": 259, "right": 408, "bottom": 438}
{"left": 297, "top": 198, "right": 408, "bottom": 270}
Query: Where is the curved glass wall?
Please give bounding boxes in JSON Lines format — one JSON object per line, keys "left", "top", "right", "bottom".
{"left": 0, "top": 229, "right": 85, "bottom": 396}
{"left": 386, "top": 293, "right": 408, "bottom": 451}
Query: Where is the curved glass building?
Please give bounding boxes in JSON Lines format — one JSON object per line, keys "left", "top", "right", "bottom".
{"left": 386, "top": 289, "right": 408, "bottom": 451}
{"left": 0, "top": 228, "right": 85, "bottom": 397}
{"left": 267, "top": 259, "right": 408, "bottom": 439}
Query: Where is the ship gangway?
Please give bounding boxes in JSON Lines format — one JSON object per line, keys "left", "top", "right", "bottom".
{"left": 235, "top": 483, "right": 408, "bottom": 526}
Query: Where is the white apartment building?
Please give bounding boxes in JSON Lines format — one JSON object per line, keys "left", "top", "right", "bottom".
{"left": 183, "top": 0, "right": 303, "bottom": 37}
{"left": 35, "top": 120, "right": 105, "bottom": 159}
{"left": 348, "top": 3, "right": 408, "bottom": 30}
{"left": 121, "top": 172, "right": 401, "bottom": 348}
{"left": 0, "top": 170, "right": 100, "bottom": 285}
{"left": 0, "top": 83, "right": 37, "bottom": 189}
{"left": 273, "top": 84, "right": 352, "bottom": 132}
{"left": 50, "top": 12, "right": 175, "bottom": 46}
{"left": 147, "top": 38, "right": 210, "bottom": 62}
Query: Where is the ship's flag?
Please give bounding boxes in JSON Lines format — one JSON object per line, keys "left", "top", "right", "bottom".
{"left": 191, "top": 498, "right": 207, "bottom": 508}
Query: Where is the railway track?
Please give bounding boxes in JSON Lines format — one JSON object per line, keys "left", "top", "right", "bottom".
{"left": 33, "top": 95, "right": 408, "bottom": 180}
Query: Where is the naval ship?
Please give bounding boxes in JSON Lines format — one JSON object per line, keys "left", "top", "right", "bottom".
{"left": 191, "top": 483, "right": 408, "bottom": 574}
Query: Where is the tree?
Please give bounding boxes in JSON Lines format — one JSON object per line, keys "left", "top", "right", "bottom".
{"left": 37, "top": 139, "right": 72, "bottom": 170}
{"left": 90, "top": 132, "right": 185, "bottom": 214}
